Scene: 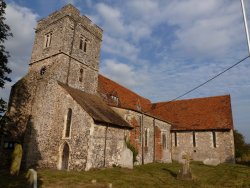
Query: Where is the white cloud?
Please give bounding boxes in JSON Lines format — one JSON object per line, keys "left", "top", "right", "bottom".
{"left": 166, "top": 0, "right": 245, "bottom": 59}
{"left": 96, "top": 3, "right": 126, "bottom": 36}
{"left": 101, "top": 59, "right": 149, "bottom": 89}
{"left": 102, "top": 34, "right": 140, "bottom": 60}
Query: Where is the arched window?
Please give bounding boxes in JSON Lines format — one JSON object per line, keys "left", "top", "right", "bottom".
{"left": 144, "top": 129, "right": 148, "bottom": 147}
{"left": 162, "top": 133, "right": 167, "bottom": 149}
{"left": 79, "top": 37, "right": 88, "bottom": 53}
{"left": 65, "top": 108, "right": 72, "bottom": 137}
{"left": 61, "top": 142, "right": 70, "bottom": 170}
{"left": 212, "top": 131, "right": 216, "bottom": 148}
{"left": 44, "top": 32, "right": 52, "bottom": 48}
{"left": 79, "top": 68, "right": 84, "bottom": 82}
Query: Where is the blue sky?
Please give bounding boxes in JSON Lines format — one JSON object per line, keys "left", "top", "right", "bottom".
{"left": 2, "top": 0, "right": 250, "bottom": 142}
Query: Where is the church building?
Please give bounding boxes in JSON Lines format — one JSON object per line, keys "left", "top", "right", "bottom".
{"left": 0, "top": 4, "right": 235, "bottom": 171}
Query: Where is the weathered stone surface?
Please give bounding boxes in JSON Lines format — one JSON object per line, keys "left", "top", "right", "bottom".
{"left": 112, "top": 107, "right": 172, "bottom": 165}
{"left": 120, "top": 143, "right": 133, "bottom": 169}
{"left": 171, "top": 130, "right": 235, "bottom": 164}
{"left": 203, "top": 158, "right": 220, "bottom": 166}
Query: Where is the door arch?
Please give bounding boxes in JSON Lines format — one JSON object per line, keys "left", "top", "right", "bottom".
{"left": 61, "top": 143, "right": 70, "bottom": 170}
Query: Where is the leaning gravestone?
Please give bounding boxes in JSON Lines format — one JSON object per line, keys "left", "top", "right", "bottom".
{"left": 119, "top": 141, "right": 133, "bottom": 169}
{"left": 203, "top": 158, "right": 220, "bottom": 166}
{"left": 10, "top": 144, "right": 23, "bottom": 176}
{"left": 177, "top": 153, "right": 193, "bottom": 180}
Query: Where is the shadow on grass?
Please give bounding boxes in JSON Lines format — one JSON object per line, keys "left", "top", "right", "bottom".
{"left": 0, "top": 169, "right": 43, "bottom": 188}
{"left": 236, "top": 161, "right": 250, "bottom": 167}
{"left": 162, "top": 168, "right": 177, "bottom": 178}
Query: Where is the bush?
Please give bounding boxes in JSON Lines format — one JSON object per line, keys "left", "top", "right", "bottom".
{"left": 126, "top": 140, "right": 138, "bottom": 163}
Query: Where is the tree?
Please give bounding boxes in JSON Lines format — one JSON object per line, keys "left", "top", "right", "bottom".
{"left": 234, "top": 130, "right": 250, "bottom": 160}
{"left": 0, "top": 0, "right": 12, "bottom": 116}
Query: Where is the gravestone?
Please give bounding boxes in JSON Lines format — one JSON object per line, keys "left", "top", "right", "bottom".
{"left": 177, "top": 153, "right": 193, "bottom": 180}
{"left": 119, "top": 141, "right": 133, "bottom": 169}
{"left": 10, "top": 144, "right": 22, "bottom": 176}
{"left": 203, "top": 158, "right": 220, "bottom": 166}
{"left": 26, "top": 169, "right": 37, "bottom": 188}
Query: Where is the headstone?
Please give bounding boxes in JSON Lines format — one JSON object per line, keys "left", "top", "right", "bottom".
{"left": 119, "top": 141, "right": 133, "bottom": 169}
{"left": 91, "top": 179, "right": 96, "bottom": 184}
{"left": 10, "top": 144, "right": 22, "bottom": 176}
{"left": 177, "top": 153, "right": 193, "bottom": 180}
{"left": 26, "top": 169, "right": 37, "bottom": 188}
{"left": 203, "top": 158, "right": 220, "bottom": 166}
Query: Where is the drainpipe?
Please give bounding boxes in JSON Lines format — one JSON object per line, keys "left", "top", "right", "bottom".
{"left": 141, "top": 113, "right": 144, "bottom": 165}
{"left": 153, "top": 118, "right": 156, "bottom": 162}
{"left": 103, "top": 125, "right": 108, "bottom": 167}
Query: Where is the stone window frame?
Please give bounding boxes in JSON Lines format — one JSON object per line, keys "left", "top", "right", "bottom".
{"left": 212, "top": 131, "right": 217, "bottom": 148}
{"left": 79, "top": 68, "right": 85, "bottom": 82}
{"left": 193, "top": 131, "right": 196, "bottom": 147}
{"left": 110, "top": 95, "right": 119, "bottom": 105}
{"left": 161, "top": 132, "right": 167, "bottom": 150}
{"left": 174, "top": 132, "right": 178, "bottom": 147}
{"left": 40, "top": 66, "right": 47, "bottom": 76}
{"left": 44, "top": 32, "right": 52, "bottom": 48}
{"left": 63, "top": 108, "right": 73, "bottom": 139}
{"left": 57, "top": 141, "right": 71, "bottom": 170}
{"left": 144, "top": 128, "right": 149, "bottom": 147}
{"left": 79, "top": 35, "right": 89, "bottom": 53}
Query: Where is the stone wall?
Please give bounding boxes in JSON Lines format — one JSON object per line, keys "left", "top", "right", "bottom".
{"left": 29, "top": 4, "right": 102, "bottom": 94}
{"left": 111, "top": 107, "right": 172, "bottom": 164}
{"left": 171, "top": 130, "right": 235, "bottom": 163}
{"left": 24, "top": 80, "right": 94, "bottom": 170}
{"left": 86, "top": 124, "right": 129, "bottom": 170}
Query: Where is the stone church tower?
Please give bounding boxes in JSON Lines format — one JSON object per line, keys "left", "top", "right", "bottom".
{"left": 2, "top": 4, "right": 119, "bottom": 170}
{"left": 30, "top": 4, "right": 103, "bottom": 93}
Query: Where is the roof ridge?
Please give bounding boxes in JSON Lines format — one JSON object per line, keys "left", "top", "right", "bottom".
{"left": 98, "top": 74, "right": 151, "bottom": 102}
{"left": 152, "top": 94, "right": 231, "bottom": 105}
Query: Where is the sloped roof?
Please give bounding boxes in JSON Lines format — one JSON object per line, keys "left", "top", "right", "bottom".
{"left": 98, "top": 75, "right": 152, "bottom": 112}
{"left": 98, "top": 75, "right": 234, "bottom": 131}
{"left": 151, "top": 95, "right": 234, "bottom": 130}
{"left": 59, "top": 82, "right": 132, "bottom": 129}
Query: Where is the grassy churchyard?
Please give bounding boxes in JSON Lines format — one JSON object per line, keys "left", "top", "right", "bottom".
{"left": 0, "top": 162, "right": 250, "bottom": 188}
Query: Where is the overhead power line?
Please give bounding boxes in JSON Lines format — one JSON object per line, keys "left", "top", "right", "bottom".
{"left": 146, "top": 55, "right": 250, "bottom": 113}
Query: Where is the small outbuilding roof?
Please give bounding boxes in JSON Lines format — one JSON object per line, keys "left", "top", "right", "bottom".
{"left": 59, "top": 82, "right": 132, "bottom": 129}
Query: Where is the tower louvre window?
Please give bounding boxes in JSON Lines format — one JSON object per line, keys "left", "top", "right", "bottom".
{"left": 79, "top": 38, "right": 83, "bottom": 49}
{"left": 79, "top": 37, "right": 88, "bottom": 52}
{"left": 84, "top": 39, "right": 88, "bottom": 52}
{"left": 44, "top": 32, "right": 52, "bottom": 48}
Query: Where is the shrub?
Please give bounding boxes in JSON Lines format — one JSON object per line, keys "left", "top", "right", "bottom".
{"left": 126, "top": 140, "right": 138, "bottom": 163}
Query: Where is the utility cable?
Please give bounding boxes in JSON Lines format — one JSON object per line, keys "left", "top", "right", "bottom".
{"left": 146, "top": 55, "right": 250, "bottom": 113}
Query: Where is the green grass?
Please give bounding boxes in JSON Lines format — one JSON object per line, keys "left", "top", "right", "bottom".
{"left": 0, "top": 162, "right": 250, "bottom": 188}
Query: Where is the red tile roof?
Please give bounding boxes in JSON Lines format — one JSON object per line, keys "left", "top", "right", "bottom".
{"left": 98, "top": 75, "right": 152, "bottom": 112}
{"left": 98, "top": 74, "right": 234, "bottom": 131}
{"left": 151, "top": 95, "right": 234, "bottom": 130}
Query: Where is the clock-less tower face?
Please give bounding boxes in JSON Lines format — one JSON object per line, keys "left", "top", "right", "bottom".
{"left": 28, "top": 4, "right": 103, "bottom": 94}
